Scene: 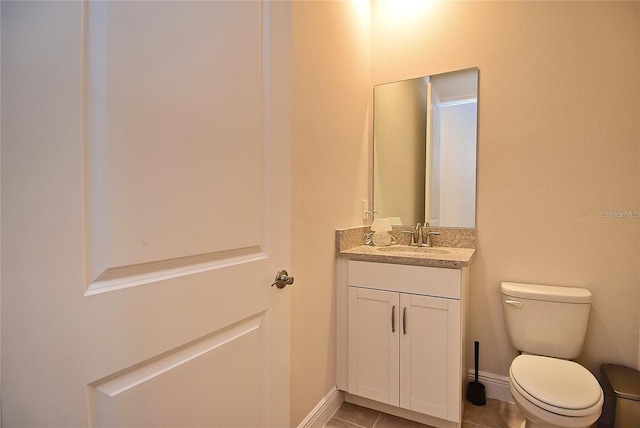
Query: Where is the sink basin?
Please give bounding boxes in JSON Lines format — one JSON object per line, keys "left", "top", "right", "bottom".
{"left": 376, "top": 246, "right": 450, "bottom": 255}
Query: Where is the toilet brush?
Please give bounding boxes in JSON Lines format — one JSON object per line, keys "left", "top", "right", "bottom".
{"left": 467, "top": 341, "right": 486, "bottom": 406}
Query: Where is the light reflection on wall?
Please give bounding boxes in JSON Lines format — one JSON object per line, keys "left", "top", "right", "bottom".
{"left": 374, "top": 0, "right": 437, "bottom": 26}
{"left": 349, "top": 0, "right": 371, "bottom": 43}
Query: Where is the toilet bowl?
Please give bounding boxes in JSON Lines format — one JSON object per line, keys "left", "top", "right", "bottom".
{"left": 500, "top": 282, "right": 604, "bottom": 428}
{"left": 509, "top": 355, "right": 603, "bottom": 428}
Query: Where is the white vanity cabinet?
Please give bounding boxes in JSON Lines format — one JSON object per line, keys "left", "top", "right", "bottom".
{"left": 338, "top": 260, "right": 469, "bottom": 428}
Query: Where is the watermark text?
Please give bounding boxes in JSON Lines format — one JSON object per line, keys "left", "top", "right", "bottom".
{"left": 602, "top": 210, "right": 639, "bottom": 218}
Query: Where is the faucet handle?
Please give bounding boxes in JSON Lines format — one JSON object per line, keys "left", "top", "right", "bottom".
{"left": 426, "top": 231, "right": 440, "bottom": 247}
{"left": 402, "top": 230, "right": 417, "bottom": 246}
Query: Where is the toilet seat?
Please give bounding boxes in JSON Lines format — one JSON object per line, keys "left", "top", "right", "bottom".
{"left": 510, "top": 355, "right": 603, "bottom": 417}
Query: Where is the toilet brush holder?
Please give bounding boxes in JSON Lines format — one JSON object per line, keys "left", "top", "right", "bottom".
{"left": 467, "top": 341, "right": 486, "bottom": 406}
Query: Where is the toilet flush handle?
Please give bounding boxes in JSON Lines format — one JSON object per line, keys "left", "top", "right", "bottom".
{"left": 505, "top": 300, "right": 523, "bottom": 309}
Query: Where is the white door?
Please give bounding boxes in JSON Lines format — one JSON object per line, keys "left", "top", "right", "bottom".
{"left": 347, "top": 287, "right": 399, "bottom": 406}
{"left": 399, "top": 294, "right": 449, "bottom": 418}
{"left": 399, "top": 294, "right": 461, "bottom": 421}
{"left": 1, "top": 1, "right": 291, "bottom": 427}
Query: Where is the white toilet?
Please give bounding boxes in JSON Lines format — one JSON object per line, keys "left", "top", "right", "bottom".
{"left": 501, "top": 282, "right": 604, "bottom": 428}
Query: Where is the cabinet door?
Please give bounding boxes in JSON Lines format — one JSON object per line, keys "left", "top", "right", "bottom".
{"left": 400, "top": 294, "right": 461, "bottom": 421}
{"left": 348, "top": 287, "right": 400, "bottom": 406}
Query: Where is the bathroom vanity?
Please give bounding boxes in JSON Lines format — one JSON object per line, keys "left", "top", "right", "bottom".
{"left": 341, "top": 65, "right": 479, "bottom": 427}
{"left": 336, "top": 227, "right": 475, "bottom": 428}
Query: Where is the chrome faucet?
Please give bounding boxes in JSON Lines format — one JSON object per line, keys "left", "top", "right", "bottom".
{"left": 403, "top": 223, "right": 427, "bottom": 246}
{"left": 402, "top": 223, "right": 422, "bottom": 246}
{"left": 403, "top": 223, "right": 440, "bottom": 247}
{"left": 415, "top": 223, "right": 424, "bottom": 246}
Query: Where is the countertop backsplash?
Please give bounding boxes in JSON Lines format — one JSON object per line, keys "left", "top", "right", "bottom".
{"left": 336, "top": 225, "right": 476, "bottom": 255}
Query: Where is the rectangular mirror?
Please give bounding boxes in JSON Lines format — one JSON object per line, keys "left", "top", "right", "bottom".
{"left": 373, "top": 67, "right": 478, "bottom": 228}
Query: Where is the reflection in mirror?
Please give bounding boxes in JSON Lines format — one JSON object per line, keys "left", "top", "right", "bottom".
{"left": 373, "top": 68, "right": 478, "bottom": 228}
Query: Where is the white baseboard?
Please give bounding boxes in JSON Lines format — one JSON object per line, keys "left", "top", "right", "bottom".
{"left": 297, "top": 386, "right": 344, "bottom": 428}
{"left": 467, "top": 370, "right": 513, "bottom": 403}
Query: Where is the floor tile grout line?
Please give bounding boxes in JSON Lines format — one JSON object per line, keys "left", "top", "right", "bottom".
{"left": 331, "top": 416, "right": 371, "bottom": 428}
{"left": 370, "top": 413, "right": 382, "bottom": 428}
{"left": 462, "top": 416, "right": 492, "bottom": 427}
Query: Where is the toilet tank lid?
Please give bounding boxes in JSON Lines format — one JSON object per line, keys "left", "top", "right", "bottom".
{"left": 501, "top": 282, "right": 592, "bottom": 304}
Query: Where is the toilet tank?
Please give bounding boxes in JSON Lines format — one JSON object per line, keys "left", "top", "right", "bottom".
{"left": 501, "top": 282, "right": 592, "bottom": 359}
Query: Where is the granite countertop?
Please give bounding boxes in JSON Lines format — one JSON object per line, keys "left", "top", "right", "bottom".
{"left": 339, "top": 244, "right": 475, "bottom": 268}
{"left": 336, "top": 226, "right": 476, "bottom": 269}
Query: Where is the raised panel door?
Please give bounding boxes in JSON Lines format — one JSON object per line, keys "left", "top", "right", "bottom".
{"left": 1, "top": 2, "right": 291, "bottom": 426}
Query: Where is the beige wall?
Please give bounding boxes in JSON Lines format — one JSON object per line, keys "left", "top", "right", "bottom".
{"left": 291, "top": 1, "right": 371, "bottom": 425}
{"left": 372, "top": 0, "right": 639, "bottom": 378}
{"left": 291, "top": 0, "right": 640, "bottom": 424}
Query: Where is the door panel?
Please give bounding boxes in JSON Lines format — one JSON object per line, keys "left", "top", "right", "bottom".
{"left": 400, "top": 294, "right": 449, "bottom": 418}
{"left": 347, "top": 287, "right": 399, "bottom": 406}
{"left": 85, "top": 0, "right": 264, "bottom": 291}
{"left": 1, "top": 1, "right": 291, "bottom": 426}
{"left": 89, "top": 314, "right": 265, "bottom": 427}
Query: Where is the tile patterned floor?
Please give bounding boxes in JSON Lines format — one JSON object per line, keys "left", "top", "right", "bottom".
{"left": 325, "top": 398, "right": 525, "bottom": 428}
